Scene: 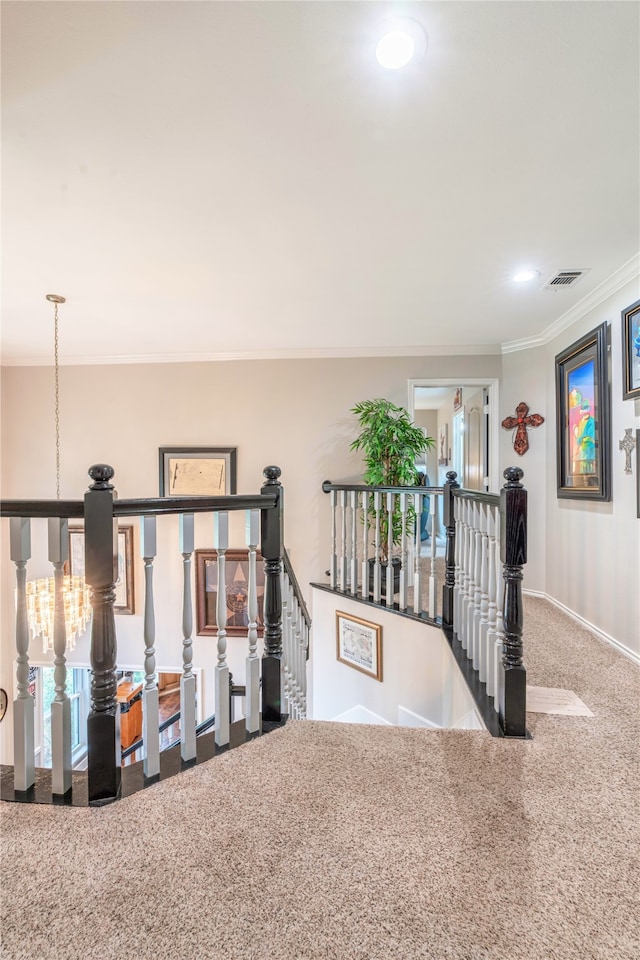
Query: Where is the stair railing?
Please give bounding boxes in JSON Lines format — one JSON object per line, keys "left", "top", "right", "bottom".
{"left": 321, "top": 480, "right": 443, "bottom": 621}
{"left": 322, "top": 468, "right": 528, "bottom": 738}
{"left": 1, "top": 463, "right": 310, "bottom": 805}
{"left": 443, "top": 467, "right": 528, "bottom": 737}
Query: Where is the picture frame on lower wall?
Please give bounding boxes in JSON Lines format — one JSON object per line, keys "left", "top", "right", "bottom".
{"left": 159, "top": 446, "right": 237, "bottom": 497}
{"left": 555, "top": 321, "right": 611, "bottom": 502}
{"left": 67, "top": 525, "right": 135, "bottom": 614}
{"left": 195, "top": 549, "right": 264, "bottom": 637}
{"left": 336, "top": 611, "right": 382, "bottom": 682}
{"left": 621, "top": 298, "right": 640, "bottom": 401}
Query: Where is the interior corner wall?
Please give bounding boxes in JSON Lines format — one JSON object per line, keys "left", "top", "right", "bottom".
{"left": 502, "top": 278, "right": 640, "bottom": 656}
{"left": 0, "top": 352, "right": 501, "bottom": 759}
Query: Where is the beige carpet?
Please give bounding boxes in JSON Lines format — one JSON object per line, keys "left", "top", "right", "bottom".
{"left": 1, "top": 596, "right": 639, "bottom": 960}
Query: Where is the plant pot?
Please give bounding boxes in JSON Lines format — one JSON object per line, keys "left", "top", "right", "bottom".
{"left": 368, "top": 557, "right": 401, "bottom": 598}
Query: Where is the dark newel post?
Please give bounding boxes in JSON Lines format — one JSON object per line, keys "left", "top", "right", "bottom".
{"left": 498, "top": 466, "right": 527, "bottom": 737}
{"left": 442, "top": 471, "right": 459, "bottom": 628}
{"left": 84, "top": 464, "right": 121, "bottom": 804}
{"left": 261, "top": 466, "right": 283, "bottom": 723}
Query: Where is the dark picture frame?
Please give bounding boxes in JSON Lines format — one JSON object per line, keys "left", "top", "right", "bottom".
{"left": 621, "top": 298, "right": 640, "bottom": 401}
{"left": 195, "top": 549, "right": 264, "bottom": 637}
{"left": 159, "top": 447, "right": 237, "bottom": 497}
{"left": 336, "top": 611, "right": 382, "bottom": 682}
{"left": 67, "top": 525, "right": 135, "bottom": 614}
{"left": 555, "top": 322, "right": 611, "bottom": 501}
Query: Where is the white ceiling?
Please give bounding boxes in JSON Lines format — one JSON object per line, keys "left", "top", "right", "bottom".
{"left": 2, "top": 1, "right": 639, "bottom": 365}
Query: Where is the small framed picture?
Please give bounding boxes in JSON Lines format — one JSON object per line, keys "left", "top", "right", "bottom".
{"left": 555, "top": 322, "right": 611, "bottom": 501}
{"left": 68, "top": 525, "right": 135, "bottom": 614}
{"left": 621, "top": 298, "right": 640, "bottom": 401}
{"left": 439, "top": 423, "right": 449, "bottom": 466}
{"left": 195, "top": 549, "right": 264, "bottom": 637}
{"left": 159, "top": 447, "right": 237, "bottom": 497}
{"left": 336, "top": 611, "right": 382, "bottom": 682}
{"left": 453, "top": 387, "right": 462, "bottom": 411}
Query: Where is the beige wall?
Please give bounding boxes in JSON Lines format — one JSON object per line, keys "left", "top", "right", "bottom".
{"left": 0, "top": 352, "right": 502, "bottom": 755}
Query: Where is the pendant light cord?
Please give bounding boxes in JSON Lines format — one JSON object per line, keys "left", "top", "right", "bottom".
{"left": 54, "top": 299, "right": 61, "bottom": 501}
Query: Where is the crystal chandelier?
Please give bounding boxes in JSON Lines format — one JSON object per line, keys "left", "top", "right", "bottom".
{"left": 26, "top": 295, "right": 92, "bottom": 652}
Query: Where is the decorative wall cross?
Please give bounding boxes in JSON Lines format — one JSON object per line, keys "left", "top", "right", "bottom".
{"left": 618, "top": 428, "right": 636, "bottom": 474}
{"left": 501, "top": 402, "right": 545, "bottom": 456}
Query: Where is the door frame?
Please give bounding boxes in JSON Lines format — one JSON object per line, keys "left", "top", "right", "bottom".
{"left": 407, "top": 378, "right": 500, "bottom": 492}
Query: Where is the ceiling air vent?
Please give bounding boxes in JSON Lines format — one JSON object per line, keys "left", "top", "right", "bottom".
{"left": 542, "top": 269, "right": 590, "bottom": 290}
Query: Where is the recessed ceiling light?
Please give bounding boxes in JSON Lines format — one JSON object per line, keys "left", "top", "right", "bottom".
{"left": 375, "top": 18, "right": 427, "bottom": 70}
{"left": 512, "top": 270, "right": 540, "bottom": 283}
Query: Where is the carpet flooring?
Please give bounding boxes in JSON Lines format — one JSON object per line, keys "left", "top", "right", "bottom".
{"left": 1, "top": 596, "right": 638, "bottom": 960}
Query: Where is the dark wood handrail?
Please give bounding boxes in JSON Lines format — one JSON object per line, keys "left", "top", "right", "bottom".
{"left": 0, "top": 492, "right": 278, "bottom": 520}
{"left": 451, "top": 488, "right": 499, "bottom": 507}
{"left": 0, "top": 500, "right": 85, "bottom": 518}
{"left": 283, "top": 546, "right": 312, "bottom": 631}
{"left": 322, "top": 481, "right": 443, "bottom": 495}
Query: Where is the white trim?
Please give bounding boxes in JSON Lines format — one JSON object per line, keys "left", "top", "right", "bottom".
{"left": 0, "top": 342, "right": 501, "bottom": 368}
{"left": 502, "top": 252, "right": 640, "bottom": 354}
{"left": 523, "top": 589, "right": 640, "bottom": 666}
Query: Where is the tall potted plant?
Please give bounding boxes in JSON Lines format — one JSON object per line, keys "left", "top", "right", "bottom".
{"left": 350, "top": 398, "right": 434, "bottom": 588}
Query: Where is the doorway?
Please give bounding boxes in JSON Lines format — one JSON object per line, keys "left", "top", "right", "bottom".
{"left": 408, "top": 379, "right": 499, "bottom": 493}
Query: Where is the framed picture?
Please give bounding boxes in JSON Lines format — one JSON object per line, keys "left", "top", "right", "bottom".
{"left": 68, "top": 525, "right": 135, "bottom": 614}
{"left": 453, "top": 387, "right": 462, "bottom": 411}
{"left": 439, "top": 423, "right": 449, "bottom": 466}
{"left": 555, "top": 322, "right": 611, "bottom": 501}
{"left": 621, "top": 298, "right": 640, "bottom": 401}
{"left": 195, "top": 549, "right": 264, "bottom": 637}
{"left": 159, "top": 447, "right": 237, "bottom": 497}
{"left": 336, "top": 611, "right": 382, "bottom": 682}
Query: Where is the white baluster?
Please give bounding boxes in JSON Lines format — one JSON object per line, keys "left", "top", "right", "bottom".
{"left": 471, "top": 507, "right": 483, "bottom": 669}
{"left": 300, "top": 619, "right": 309, "bottom": 719}
{"left": 399, "top": 493, "right": 408, "bottom": 611}
{"left": 460, "top": 501, "right": 471, "bottom": 651}
{"left": 330, "top": 490, "right": 337, "bottom": 589}
{"left": 494, "top": 509, "right": 505, "bottom": 712}
{"left": 428, "top": 493, "right": 437, "bottom": 619}
{"left": 485, "top": 506, "right": 498, "bottom": 699}
{"left": 245, "top": 510, "right": 260, "bottom": 734}
{"left": 141, "top": 516, "right": 159, "bottom": 778}
{"left": 339, "top": 490, "right": 347, "bottom": 591}
{"left": 282, "top": 575, "right": 294, "bottom": 716}
{"left": 385, "top": 492, "right": 394, "bottom": 607}
{"left": 373, "top": 492, "right": 382, "bottom": 603}
{"left": 49, "top": 518, "right": 72, "bottom": 796}
{"left": 477, "top": 505, "right": 490, "bottom": 683}
{"left": 214, "top": 511, "right": 230, "bottom": 746}
{"left": 467, "top": 503, "right": 479, "bottom": 661}
{"left": 453, "top": 496, "right": 461, "bottom": 635}
{"left": 292, "top": 593, "right": 302, "bottom": 719}
{"left": 361, "top": 492, "right": 370, "bottom": 600}
{"left": 179, "top": 514, "right": 197, "bottom": 762}
{"left": 11, "top": 518, "right": 34, "bottom": 792}
{"left": 350, "top": 490, "right": 358, "bottom": 596}
{"left": 413, "top": 491, "right": 422, "bottom": 615}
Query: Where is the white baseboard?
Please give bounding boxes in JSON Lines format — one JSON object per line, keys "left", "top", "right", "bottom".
{"left": 330, "top": 705, "right": 393, "bottom": 726}
{"left": 397, "top": 705, "right": 439, "bottom": 729}
{"left": 523, "top": 589, "right": 640, "bottom": 666}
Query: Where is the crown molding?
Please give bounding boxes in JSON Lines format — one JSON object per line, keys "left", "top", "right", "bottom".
{"left": 502, "top": 252, "right": 640, "bottom": 355}
{"left": 0, "top": 342, "right": 502, "bottom": 367}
